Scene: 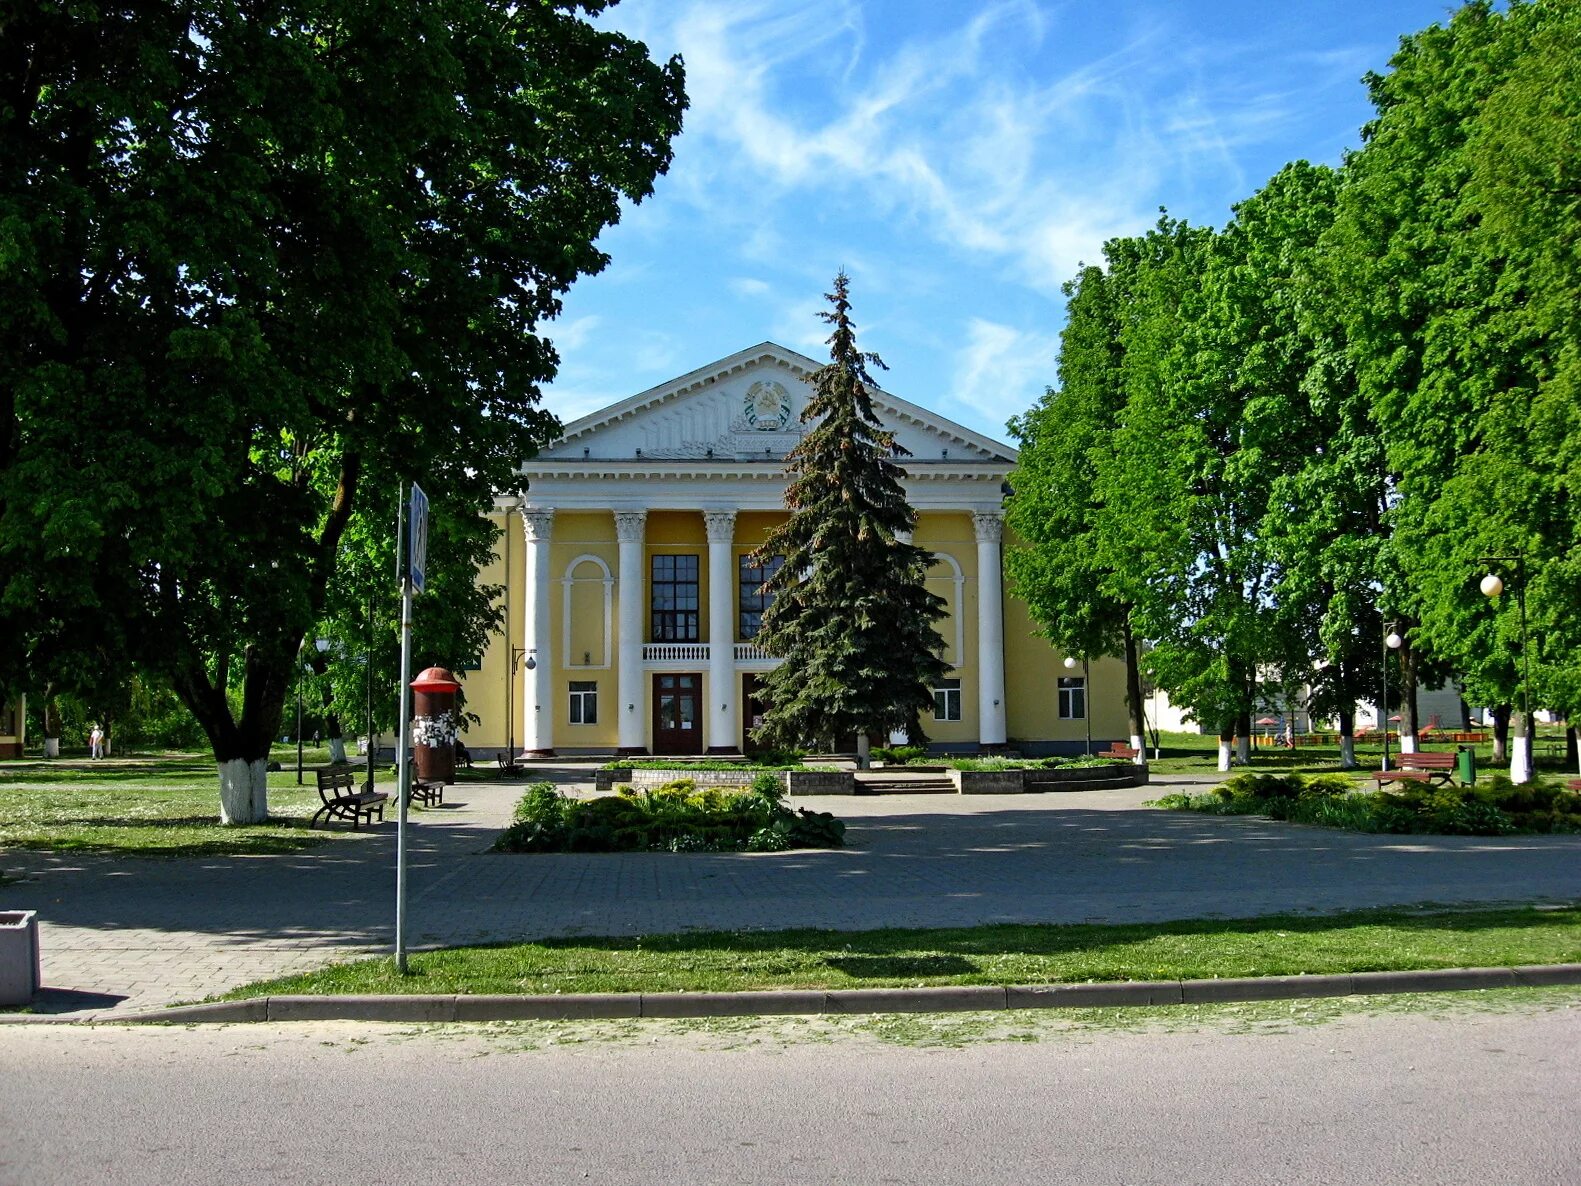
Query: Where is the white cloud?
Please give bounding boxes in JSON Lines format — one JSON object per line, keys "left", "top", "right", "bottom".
{"left": 950, "top": 318, "right": 1062, "bottom": 435}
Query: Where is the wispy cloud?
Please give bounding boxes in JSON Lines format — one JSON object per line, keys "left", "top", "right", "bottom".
{"left": 950, "top": 317, "right": 1062, "bottom": 436}
{"left": 608, "top": 0, "right": 1306, "bottom": 292}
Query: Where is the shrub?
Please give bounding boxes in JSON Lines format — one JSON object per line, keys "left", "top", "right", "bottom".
{"left": 1157, "top": 770, "right": 1575, "bottom": 837}
{"left": 494, "top": 776, "right": 845, "bottom": 854}
{"left": 873, "top": 746, "right": 929, "bottom": 766}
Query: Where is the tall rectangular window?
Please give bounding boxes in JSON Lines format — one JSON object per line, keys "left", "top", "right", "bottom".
{"left": 933, "top": 678, "right": 962, "bottom": 722}
{"left": 1058, "top": 677, "right": 1086, "bottom": 720}
{"left": 650, "top": 554, "right": 700, "bottom": 642}
{"left": 738, "top": 555, "right": 784, "bottom": 640}
{"left": 569, "top": 681, "right": 598, "bottom": 725}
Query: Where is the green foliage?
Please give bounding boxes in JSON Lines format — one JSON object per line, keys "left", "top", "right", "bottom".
{"left": 495, "top": 779, "right": 845, "bottom": 854}
{"left": 749, "top": 272, "right": 948, "bottom": 751}
{"left": 1157, "top": 770, "right": 1581, "bottom": 836}
{"left": 0, "top": 3, "right": 687, "bottom": 782}
{"left": 872, "top": 746, "right": 930, "bottom": 766}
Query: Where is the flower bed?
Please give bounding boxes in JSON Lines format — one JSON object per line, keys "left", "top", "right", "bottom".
{"left": 495, "top": 778, "right": 847, "bottom": 853}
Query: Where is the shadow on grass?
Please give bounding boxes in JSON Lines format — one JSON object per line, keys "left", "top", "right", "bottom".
{"left": 0, "top": 814, "right": 351, "bottom": 858}
{"left": 518, "top": 904, "right": 1581, "bottom": 965}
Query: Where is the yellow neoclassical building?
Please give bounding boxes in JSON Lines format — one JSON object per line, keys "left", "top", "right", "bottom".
{"left": 460, "top": 343, "right": 1128, "bottom": 757}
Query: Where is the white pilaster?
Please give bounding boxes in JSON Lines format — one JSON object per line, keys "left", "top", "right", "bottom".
{"left": 614, "top": 510, "right": 649, "bottom": 755}
{"left": 974, "top": 511, "right": 1007, "bottom": 748}
{"left": 704, "top": 509, "right": 739, "bottom": 753}
{"left": 521, "top": 509, "right": 555, "bottom": 755}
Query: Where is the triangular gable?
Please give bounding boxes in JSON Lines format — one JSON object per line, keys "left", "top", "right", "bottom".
{"left": 538, "top": 342, "right": 1017, "bottom": 465}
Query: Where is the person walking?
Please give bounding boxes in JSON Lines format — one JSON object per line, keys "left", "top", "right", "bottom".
{"left": 89, "top": 724, "right": 105, "bottom": 759}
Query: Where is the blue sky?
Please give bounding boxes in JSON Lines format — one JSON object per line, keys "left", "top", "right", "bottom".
{"left": 543, "top": 0, "right": 1465, "bottom": 446}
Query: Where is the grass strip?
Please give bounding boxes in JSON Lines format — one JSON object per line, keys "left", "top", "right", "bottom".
{"left": 219, "top": 903, "right": 1581, "bottom": 1000}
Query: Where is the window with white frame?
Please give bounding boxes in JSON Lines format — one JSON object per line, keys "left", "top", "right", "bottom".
{"left": 1058, "top": 676, "right": 1086, "bottom": 719}
{"left": 933, "top": 678, "right": 962, "bottom": 722}
{"left": 569, "top": 681, "right": 598, "bottom": 725}
{"left": 738, "top": 554, "right": 784, "bottom": 639}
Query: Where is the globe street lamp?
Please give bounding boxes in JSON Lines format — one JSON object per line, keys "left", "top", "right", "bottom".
{"left": 297, "top": 637, "right": 331, "bottom": 784}
{"left": 1064, "top": 655, "right": 1091, "bottom": 756}
{"left": 1478, "top": 555, "right": 1532, "bottom": 782}
{"left": 1381, "top": 625, "right": 1403, "bottom": 771}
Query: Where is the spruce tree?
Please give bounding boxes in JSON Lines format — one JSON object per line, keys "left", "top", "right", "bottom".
{"left": 749, "top": 273, "right": 948, "bottom": 762}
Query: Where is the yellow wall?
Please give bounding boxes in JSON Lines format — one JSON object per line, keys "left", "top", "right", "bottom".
{"left": 461, "top": 508, "right": 1128, "bottom": 754}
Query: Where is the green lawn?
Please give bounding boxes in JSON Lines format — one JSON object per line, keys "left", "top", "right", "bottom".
{"left": 0, "top": 746, "right": 374, "bottom": 857}
{"left": 1142, "top": 728, "right": 1576, "bottom": 779}
{"left": 219, "top": 904, "right": 1581, "bottom": 999}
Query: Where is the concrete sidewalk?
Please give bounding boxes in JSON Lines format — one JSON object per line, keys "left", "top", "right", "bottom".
{"left": 4, "top": 769, "right": 1581, "bottom": 1018}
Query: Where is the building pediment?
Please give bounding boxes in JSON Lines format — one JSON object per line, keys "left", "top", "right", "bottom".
{"left": 536, "top": 342, "right": 1016, "bottom": 466}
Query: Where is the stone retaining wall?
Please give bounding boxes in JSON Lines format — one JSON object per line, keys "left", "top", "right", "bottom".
{"left": 594, "top": 767, "right": 856, "bottom": 795}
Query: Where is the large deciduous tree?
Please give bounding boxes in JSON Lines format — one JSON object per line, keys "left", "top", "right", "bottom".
{"left": 750, "top": 273, "right": 948, "bottom": 764}
{"left": 0, "top": 2, "right": 686, "bottom": 819}
{"left": 1006, "top": 261, "right": 1148, "bottom": 761}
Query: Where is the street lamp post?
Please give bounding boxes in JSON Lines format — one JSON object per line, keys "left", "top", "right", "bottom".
{"left": 296, "top": 637, "right": 331, "bottom": 784}
{"left": 1381, "top": 624, "right": 1403, "bottom": 771}
{"left": 1063, "top": 655, "right": 1091, "bottom": 756}
{"left": 1478, "top": 555, "right": 1532, "bottom": 783}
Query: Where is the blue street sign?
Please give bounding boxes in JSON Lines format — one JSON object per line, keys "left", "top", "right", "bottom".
{"left": 409, "top": 483, "right": 429, "bottom": 594}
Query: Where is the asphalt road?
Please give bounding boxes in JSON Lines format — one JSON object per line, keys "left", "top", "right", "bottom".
{"left": 3, "top": 1002, "right": 1578, "bottom": 1184}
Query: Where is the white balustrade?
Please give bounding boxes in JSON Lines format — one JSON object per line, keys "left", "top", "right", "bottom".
{"left": 643, "top": 643, "right": 712, "bottom": 663}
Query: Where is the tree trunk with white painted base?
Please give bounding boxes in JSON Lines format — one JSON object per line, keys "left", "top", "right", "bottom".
{"left": 1121, "top": 620, "right": 1147, "bottom": 765}
{"left": 856, "top": 734, "right": 870, "bottom": 770}
{"left": 1491, "top": 704, "right": 1510, "bottom": 764}
{"left": 1217, "top": 723, "right": 1234, "bottom": 772}
{"left": 328, "top": 736, "right": 348, "bottom": 764}
{"left": 218, "top": 758, "right": 269, "bottom": 825}
{"left": 1235, "top": 712, "right": 1251, "bottom": 766}
{"left": 1340, "top": 735, "right": 1356, "bottom": 769}
{"left": 1510, "top": 737, "right": 1531, "bottom": 783}
{"left": 43, "top": 737, "right": 59, "bottom": 758}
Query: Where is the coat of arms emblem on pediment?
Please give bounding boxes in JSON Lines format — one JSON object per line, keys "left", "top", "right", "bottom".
{"left": 739, "top": 379, "right": 794, "bottom": 431}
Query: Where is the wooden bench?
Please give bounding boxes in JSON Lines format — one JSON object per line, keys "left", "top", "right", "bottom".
{"left": 311, "top": 766, "right": 389, "bottom": 830}
{"left": 1098, "top": 743, "right": 1139, "bottom": 761}
{"left": 1372, "top": 751, "right": 1457, "bottom": 788}
{"left": 1567, "top": 779, "right": 1581, "bottom": 793}
{"left": 409, "top": 778, "right": 444, "bottom": 807}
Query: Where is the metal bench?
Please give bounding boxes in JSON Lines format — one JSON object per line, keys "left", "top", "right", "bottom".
{"left": 1372, "top": 751, "right": 1457, "bottom": 788}
{"left": 311, "top": 766, "right": 389, "bottom": 830}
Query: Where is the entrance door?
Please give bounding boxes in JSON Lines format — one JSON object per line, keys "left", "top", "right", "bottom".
{"left": 653, "top": 673, "right": 702, "bottom": 755}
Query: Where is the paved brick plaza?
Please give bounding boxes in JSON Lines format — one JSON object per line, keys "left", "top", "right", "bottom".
{"left": 6, "top": 768, "right": 1581, "bottom": 1016}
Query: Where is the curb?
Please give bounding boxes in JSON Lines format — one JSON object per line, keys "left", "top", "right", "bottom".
{"left": 101, "top": 963, "right": 1581, "bottom": 1025}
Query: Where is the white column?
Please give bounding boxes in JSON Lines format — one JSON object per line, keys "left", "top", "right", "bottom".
{"left": 974, "top": 511, "right": 1007, "bottom": 748}
{"left": 614, "top": 510, "right": 648, "bottom": 756}
{"left": 704, "top": 509, "right": 739, "bottom": 754}
{"left": 521, "top": 508, "right": 555, "bottom": 755}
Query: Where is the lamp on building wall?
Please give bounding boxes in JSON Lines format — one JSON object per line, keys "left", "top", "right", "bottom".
{"left": 505, "top": 645, "right": 531, "bottom": 763}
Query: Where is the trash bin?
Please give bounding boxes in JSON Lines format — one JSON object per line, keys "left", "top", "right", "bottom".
{"left": 0, "top": 910, "right": 41, "bottom": 1006}
{"left": 1456, "top": 745, "right": 1476, "bottom": 787}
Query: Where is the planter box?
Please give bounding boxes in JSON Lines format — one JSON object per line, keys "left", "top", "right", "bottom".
{"left": 783, "top": 770, "right": 855, "bottom": 796}
{"left": 595, "top": 768, "right": 633, "bottom": 792}
{"left": 0, "top": 910, "right": 40, "bottom": 1006}
{"left": 597, "top": 767, "right": 857, "bottom": 795}
{"left": 951, "top": 769, "right": 1027, "bottom": 795}
{"left": 1024, "top": 764, "right": 1150, "bottom": 792}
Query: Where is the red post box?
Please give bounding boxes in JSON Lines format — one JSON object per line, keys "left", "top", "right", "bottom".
{"left": 410, "top": 666, "right": 462, "bottom": 785}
